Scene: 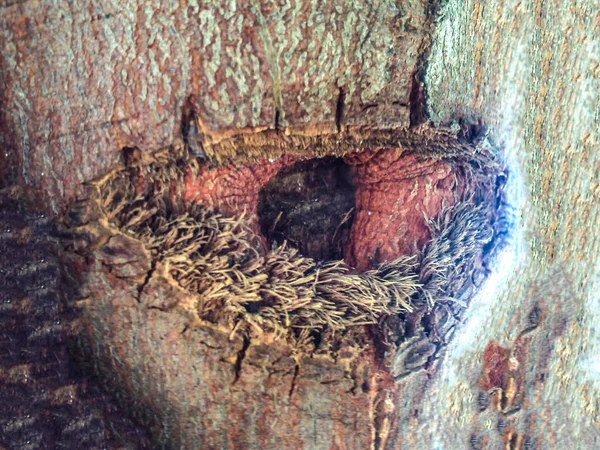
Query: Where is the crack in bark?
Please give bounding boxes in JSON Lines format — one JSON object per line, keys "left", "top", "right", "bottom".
{"left": 181, "top": 96, "right": 206, "bottom": 159}
{"left": 288, "top": 363, "right": 300, "bottom": 399}
{"left": 232, "top": 332, "right": 251, "bottom": 385}
{"left": 274, "top": 108, "right": 281, "bottom": 133}
{"left": 335, "top": 87, "right": 346, "bottom": 133}
{"left": 136, "top": 259, "right": 156, "bottom": 303}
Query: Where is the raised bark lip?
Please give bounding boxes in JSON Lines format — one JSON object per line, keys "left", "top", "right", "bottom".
{"left": 56, "top": 123, "right": 511, "bottom": 449}
{"left": 63, "top": 123, "right": 508, "bottom": 367}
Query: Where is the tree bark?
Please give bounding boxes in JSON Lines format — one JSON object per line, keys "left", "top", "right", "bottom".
{"left": 1, "top": 1, "right": 436, "bottom": 449}
{"left": 0, "top": 0, "right": 429, "bottom": 212}
{"left": 1, "top": 0, "right": 598, "bottom": 449}
{"left": 419, "top": 0, "right": 600, "bottom": 448}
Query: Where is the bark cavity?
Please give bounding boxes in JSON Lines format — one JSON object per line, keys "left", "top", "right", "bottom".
{"left": 257, "top": 157, "right": 355, "bottom": 262}
{"left": 65, "top": 125, "right": 509, "bottom": 362}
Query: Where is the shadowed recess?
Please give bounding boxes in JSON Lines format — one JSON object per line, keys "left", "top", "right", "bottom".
{"left": 257, "top": 157, "right": 355, "bottom": 262}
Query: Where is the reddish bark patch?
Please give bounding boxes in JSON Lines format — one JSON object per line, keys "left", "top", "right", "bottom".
{"left": 480, "top": 338, "right": 528, "bottom": 414}
{"left": 185, "top": 155, "right": 298, "bottom": 234}
{"left": 184, "top": 148, "right": 463, "bottom": 269}
{"left": 481, "top": 341, "right": 511, "bottom": 392}
{"left": 345, "top": 149, "right": 464, "bottom": 270}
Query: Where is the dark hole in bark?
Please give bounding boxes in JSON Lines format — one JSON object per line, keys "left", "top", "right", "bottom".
{"left": 257, "top": 157, "right": 355, "bottom": 262}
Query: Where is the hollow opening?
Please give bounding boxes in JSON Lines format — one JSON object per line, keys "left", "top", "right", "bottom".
{"left": 257, "top": 157, "right": 356, "bottom": 262}
{"left": 72, "top": 127, "right": 510, "bottom": 360}
{"left": 63, "top": 125, "right": 516, "bottom": 450}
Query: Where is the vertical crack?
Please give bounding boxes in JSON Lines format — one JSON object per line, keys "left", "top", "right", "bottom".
{"left": 181, "top": 96, "right": 206, "bottom": 159}
{"left": 274, "top": 108, "right": 281, "bottom": 133}
{"left": 288, "top": 363, "right": 300, "bottom": 399}
{"left": 335, "top": 87, "right": 346, "bottom": 133}
{"left": 232, "top": 332, "right": 251, "bottom": 385}
{"left": 136, "top": 259, "right": 156, "bottom": 303}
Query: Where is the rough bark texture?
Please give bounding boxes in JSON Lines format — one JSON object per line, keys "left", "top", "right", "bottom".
{"left": 55, "top": 126, "right": 503, "bottom": 449}
{"left": 415, "top": 0, "right": 600, "bottom": 448}
{"left": 0, "top": 2, "right": 438, "bottom": 449}
{"left": 0, "top": 0, "right": 430, "bottom": 213}
{"left": 70, "top": 253, "right": 381, "bottom": 449}
{"left": 1, "top": 0, "right": 597, "bottom": 449}
{"left": 0, "top": 196, "right": 152, "bottom": 450}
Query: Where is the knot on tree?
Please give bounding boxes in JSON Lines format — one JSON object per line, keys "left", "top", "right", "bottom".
{"left": 65, "top": 125, "right": 509, "bottom": 362}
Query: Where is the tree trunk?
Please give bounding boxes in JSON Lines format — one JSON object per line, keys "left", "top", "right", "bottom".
{"left": 0, "top": 0, "right": 430, "bottom": 212}
{"left": 419, "top": 1, "right": 600, "bottom": 448}
{"left": 1, "top": 0, "right": 598, "bottom": 449}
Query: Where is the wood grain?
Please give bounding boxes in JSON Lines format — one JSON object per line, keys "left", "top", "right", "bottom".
{"left": 419, "top": 0, "right": 600, "bottom": 448}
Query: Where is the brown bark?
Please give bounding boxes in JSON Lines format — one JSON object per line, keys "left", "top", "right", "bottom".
{"left": 59, "top": 128, "right": 498, "bottom": 449}
{"left": 0, "top": 0, "right": 430, "bottom": 213}
{"left": 0, "top": 1, "right": 438, "bottom": 449}
{"left": 3, "top": 0, "right": 595, "bottom": 449}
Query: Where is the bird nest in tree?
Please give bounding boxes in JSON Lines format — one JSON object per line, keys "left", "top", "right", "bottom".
{"left": 65, "top": 124, "right": 507, "bottom": 360}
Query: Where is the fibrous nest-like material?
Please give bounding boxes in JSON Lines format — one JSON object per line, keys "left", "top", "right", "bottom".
{"left": 70, "top": 125, "right": 506, "bottom": 356}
